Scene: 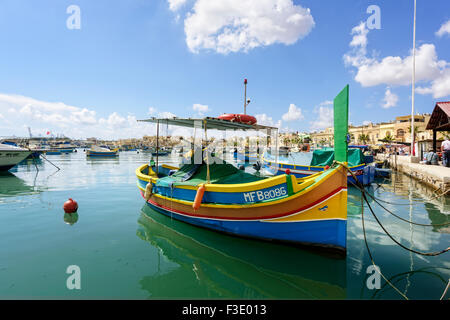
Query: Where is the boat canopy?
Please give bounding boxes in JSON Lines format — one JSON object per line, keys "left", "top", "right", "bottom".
{"left": 138, "top": 117, "right": 277, "bottom": 132}
{"left": 310, "top": 148, "right": 365, "bottom": 167}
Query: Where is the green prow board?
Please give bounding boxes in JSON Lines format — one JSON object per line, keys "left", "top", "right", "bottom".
{"left": 334, "top": 85, "right": 349, "bottom": 163}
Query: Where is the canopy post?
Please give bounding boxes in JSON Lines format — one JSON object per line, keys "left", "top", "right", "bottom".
{"left": 433, "top": 129, "right": 437, "bottom": 153}
{"left": 204, "top": 119, "right": 211, "bottom": 184}
{"left": 156, "top": 120, "right": 159, "bottom": 175}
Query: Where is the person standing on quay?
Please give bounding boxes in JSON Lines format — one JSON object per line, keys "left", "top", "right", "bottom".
{"left": 441, "top": 137, "right": 450, "bottom": 167}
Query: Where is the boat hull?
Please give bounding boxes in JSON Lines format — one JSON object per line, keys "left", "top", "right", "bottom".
{"left": 0, "top": 150, "right": 31, "bottom": 171}
{"left": 86, "top": 150, "right": 118, "bottom": 157}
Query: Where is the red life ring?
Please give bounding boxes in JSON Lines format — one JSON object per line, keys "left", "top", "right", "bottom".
{"left": 218, "top": 114, "right": 257, "bottom": 125}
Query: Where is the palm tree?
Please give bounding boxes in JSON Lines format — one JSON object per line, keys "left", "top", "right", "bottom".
{"left": 383, "top": 133, "right": 395, "bottom": 143}
{"left": 358, "top": 133, "right": 370, "bottom": 144}
{"left": 407, "top": 126, "right": 422, "bottom": 141}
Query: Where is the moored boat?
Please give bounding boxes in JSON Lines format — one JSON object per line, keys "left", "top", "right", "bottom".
{"left": 135, "top": 85, "right": 351, "bottom": 253}
{"left": 262, "top": 147, "right": 375, "bottom": 185}
{"left": 0, "top": 143, "right": 31, "bottom": 171}
{"left": 86, "top": 145, "right": 119, "bottom": 157}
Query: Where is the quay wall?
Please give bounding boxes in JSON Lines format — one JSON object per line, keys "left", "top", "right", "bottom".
{"left": 375, "top": 154, "right": 450, "bottom": 192}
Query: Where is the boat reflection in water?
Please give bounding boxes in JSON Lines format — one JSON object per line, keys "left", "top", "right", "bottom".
{"left": 0, "top": 172, "right": 39, "bottom": 197}
{"left": 136, "top": 205, "right": 346, "bottom": 299}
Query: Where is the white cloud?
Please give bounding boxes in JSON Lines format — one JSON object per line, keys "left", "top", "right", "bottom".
{"left": 158, "top": 111, "right": 177, "bottom": 118}
{"left": 148, "top": 107, "right": 157, "bottom": 115}
{"left": 319, "top": 100, "right": 333, "bottom": 106}
{"left": 255, "top": 113, "right": 281, "bottom": 128}
{"left": 281, "top": 103, "right": 303, "bottom": 121}
{"left": 382, "top": 88, "right": 398, "bottom": 109}
{"left": 344, "top": 23, "right": 449, "bottom": 89}
{"left": 0, "top": 93, "right": 157, "bottom": 139}
{"left": 416, "top": 68, "right": 450, "bottom": 98}
{"left": 310, "top": 106, "right": 333, "bottom": 130}
{"left": 168, "top": 0, "right": 188, "bottom": 12}
{"left": 436, "top": 20, "right": 450, "bottom": 37}
{"left": 184, "top": 0, "right": 315, "bottom": 54}
{"left": 192, "top": 103, "right": 209, "bottom": 115}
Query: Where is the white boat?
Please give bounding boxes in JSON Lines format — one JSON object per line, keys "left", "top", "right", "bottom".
{"left": 0, "top": 144, "right": 31, "bottom": 171}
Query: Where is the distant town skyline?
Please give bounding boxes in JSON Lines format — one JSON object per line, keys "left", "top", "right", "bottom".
{"left": 0, "top": 0, "right": 449, "bottom": 139}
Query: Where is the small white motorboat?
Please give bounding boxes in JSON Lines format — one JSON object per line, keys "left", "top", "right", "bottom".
{"left": 0, "top": 144, "right": 32, "bottom": 171}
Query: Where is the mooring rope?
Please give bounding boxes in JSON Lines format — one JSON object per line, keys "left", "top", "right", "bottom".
{"left": 348, "top": 179, "right": 450, "bottom": 227}
{"left": 336, "top": 161, "right": 450, "bottom": 257}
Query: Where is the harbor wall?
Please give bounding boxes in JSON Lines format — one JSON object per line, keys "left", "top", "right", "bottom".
{"left": 376, "top": 154, "right": 450, "bottom": 192}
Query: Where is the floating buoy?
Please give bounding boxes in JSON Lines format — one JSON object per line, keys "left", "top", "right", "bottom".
{"left": 324, "top": 165, "right": 330, "bottom": 170}
{"left": 285, "top": 169, "right": 291, "bottom": 175}
{"left": 63, "top": 198, "right": 78, "bottom": 213}
{"left": 193, "top": 184, "right": 205, "bottom": 211}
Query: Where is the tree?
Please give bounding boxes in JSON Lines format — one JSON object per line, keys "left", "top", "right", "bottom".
{"left": 358, "top": 133, "right": 370, "bottom": 144}
{"left": 407, "top": 125, "right": 422, "bottom": 141}
{"left": 383, "top": 133, "right": 395, "bottom": 143}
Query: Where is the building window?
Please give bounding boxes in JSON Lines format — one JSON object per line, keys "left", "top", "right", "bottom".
{"left": 397, "top": 129, "right": 405, "bottom": 138}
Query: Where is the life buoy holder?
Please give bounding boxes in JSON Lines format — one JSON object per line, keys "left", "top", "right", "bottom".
{"left": 218, "top": 114, "right": 257, "bottom": 125}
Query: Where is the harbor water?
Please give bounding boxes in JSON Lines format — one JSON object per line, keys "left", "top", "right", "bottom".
{"left": 0, "top": 150, "right": 449, "bottom": 299}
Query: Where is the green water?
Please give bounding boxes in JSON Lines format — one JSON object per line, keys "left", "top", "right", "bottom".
{"left": 0, "top": 150, "right": 449, "bottom": 299}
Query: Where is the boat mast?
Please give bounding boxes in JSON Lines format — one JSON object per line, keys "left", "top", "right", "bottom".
{"left": 204, "top": 119, "right": 211, "bottom": 184}
{"left": 411, "top": 0, "right": 417, "bottom": 156}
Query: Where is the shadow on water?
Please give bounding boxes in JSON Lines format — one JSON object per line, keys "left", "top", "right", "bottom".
{"left": 136, "top": 205, "right": 347, "bottom": 299}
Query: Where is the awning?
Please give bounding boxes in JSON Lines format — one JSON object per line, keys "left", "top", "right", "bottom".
{"left": 138, "top": 117, "right": 278, "bottom": 132}
{"left": 426, "top": 101, "right": 450, "bottom": 131}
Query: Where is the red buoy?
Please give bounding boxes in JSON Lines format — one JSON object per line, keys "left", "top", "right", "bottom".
{"left": 285, "top": 169, "right": 291, "bottom": 175}
{"left": 324, "top": 165, "right": 330, "bottom": 170}
{"left": 63, "top": 198, "right": 78, "bottom": 213}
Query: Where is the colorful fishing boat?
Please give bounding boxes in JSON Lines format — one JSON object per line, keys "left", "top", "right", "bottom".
{"left": 86, "top": 146, "right": 119, "bottom": 157}
{"left": 135, "top": 85, "right": 351, "bottom": 254}
{"left": 262, "top": 148, "right": 375, "bottom": 185}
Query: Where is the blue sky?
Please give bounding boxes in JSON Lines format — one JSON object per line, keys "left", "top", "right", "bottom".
{"left": 0, "top": 0, "right": 449, "bottom": 139}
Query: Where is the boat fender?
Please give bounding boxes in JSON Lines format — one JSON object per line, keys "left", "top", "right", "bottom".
{"left": 144, "top": 181, "right": 153, "bottom": 201}
{"left": 193, "top": 184, "right": 205, "bottom": 211}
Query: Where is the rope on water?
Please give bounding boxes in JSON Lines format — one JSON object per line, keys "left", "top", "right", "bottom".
{"left": 40, "top": 153, "right": 60, "bottom": 171}
{"left": 359, "top": 186, "right": 409, "bottom": 300}
{"left": 348, "top": 179, "right": 450, "bottom": 227}
{"left": 441, "top": 279, "right": 450, "bottom": 300}
{"left": 336, "top": 161, "right": 450, "bottom": 257}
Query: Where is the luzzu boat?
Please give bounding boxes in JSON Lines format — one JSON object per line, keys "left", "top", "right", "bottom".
{"left": 136, "top": 85, "right": 351, "bottom": 253}
{"left": 86, "top": 145, "right": 119, "bottom": 157}
{"left": 262, "top": 148, "right": 375, "bottom": 185}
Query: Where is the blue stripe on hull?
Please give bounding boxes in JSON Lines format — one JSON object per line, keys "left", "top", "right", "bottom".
{"left": 146, "top": 201, "right": 346, "bottom": 250}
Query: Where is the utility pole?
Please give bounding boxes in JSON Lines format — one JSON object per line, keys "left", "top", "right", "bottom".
{"left": 244, "top": 78, "right": 247, "bottom": 114}
{"left": 411, "top": 0, "right": 417, "bottom": 157}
